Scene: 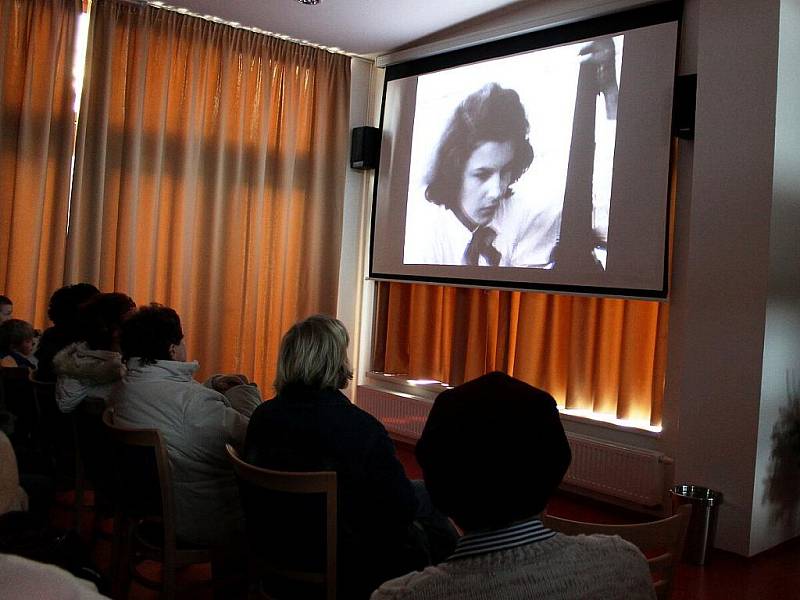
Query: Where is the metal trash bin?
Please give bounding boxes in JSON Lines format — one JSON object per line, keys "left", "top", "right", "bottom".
{"left": 670, "top": 484, "right": 722, "bottom": 565}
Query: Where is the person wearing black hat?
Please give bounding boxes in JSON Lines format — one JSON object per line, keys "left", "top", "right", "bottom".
{"left": 372, "top": 371, "right": 656, "bottom": 600}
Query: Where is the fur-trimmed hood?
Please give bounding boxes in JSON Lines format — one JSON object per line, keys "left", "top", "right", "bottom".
{"left": 53, "top": 342, "right": 124, "bottom": 383}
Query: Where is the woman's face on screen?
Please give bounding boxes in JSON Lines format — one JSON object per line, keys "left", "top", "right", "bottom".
{"left": 457, "top": 140, "right": 514, "bottom": 227}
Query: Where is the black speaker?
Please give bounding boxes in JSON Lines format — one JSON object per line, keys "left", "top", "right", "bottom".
{"left": 673, "top": 74, "right": 697, "bottom": 140}
{"left": 350, "top": 126, "right": 380, "bottom": 170}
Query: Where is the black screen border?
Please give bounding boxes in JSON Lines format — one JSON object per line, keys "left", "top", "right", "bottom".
{"left": 369, "top": 0, "right": 682, "bottom": 301}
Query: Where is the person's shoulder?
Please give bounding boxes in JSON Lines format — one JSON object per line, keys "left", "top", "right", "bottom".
{"left": 342, "top": 394, "right": 389, "bottom": 431}
{"left": 550, "top": 532, "right": 651, "bottom": 576}
{"left": 248, "top": 394, "right": 276, "bottom": 421}
{"left": 187, "top": 380, "right": 229, "bottom": 406}
{"left": 371, "top": 565, "right": 449, "bottom": 600}
{"left": 557, "top": 531, "right": 642, "bottom": 553}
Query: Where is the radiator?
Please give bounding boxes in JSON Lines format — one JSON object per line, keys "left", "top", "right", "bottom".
{"left": 357, "top": 385, "right": 431, "bottom": 440}
{"left": 562, "top": 433, "right": 670, "bottom": 507}
{"left": 357, "top": 384, "right": 672, "bottom": 508}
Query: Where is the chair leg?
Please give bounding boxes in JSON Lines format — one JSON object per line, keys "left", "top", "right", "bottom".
{"left": 110, "top": 513, "right": 126, "bottom": 599}
{"left": 163, "top": 552, "right": 176, "bottom": 600}
{"left": 116, "top": 518, "right": 134, "bottom": 600}
{"left": 73, "top": 463, "right": 85, "bottom": 533}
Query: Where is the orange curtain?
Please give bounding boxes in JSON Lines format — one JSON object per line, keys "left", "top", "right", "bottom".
{"left": 65, "top": 0, "right": 351, "bottom": 391}
{"left": 0, "top": 0, "right": 82, "bottom": 328}
{"left": 373, "top": 286, "right": 669, "bottom": 426}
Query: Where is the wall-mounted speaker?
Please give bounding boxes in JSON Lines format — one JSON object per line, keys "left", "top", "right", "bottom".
{"left": 350, "top": 126, "right": 380, "bottom": 170}
{"left": 673, "top": 74, "right": 697, "bottom": 140}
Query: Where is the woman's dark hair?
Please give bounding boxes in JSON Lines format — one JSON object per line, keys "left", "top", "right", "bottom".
{"left": 425, "top": 83, "right": 534, "bottom": 210}
{"left": 0, "top": 295, "right": 11, "bottom": 307}
{"left": 78, "top": 293, "right": 136, "bottom": 350}
{"left": 121, "top": 304, "right": 183, "bottom": 365}
{"left": 0, "top": 319, "right": 35, "bottom": 353}
{"left": 47, "top": 283, "right": 100, "bottom": 327}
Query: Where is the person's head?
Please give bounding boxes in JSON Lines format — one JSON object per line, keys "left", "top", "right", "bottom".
{"left": 120, "top": 304, "right": 185, "bottom": 365}
{"left": 274, "top": 314, "right": 353, "bottom": 393}
{"left": 47, "top": 283, "right": 100, "bottom": 328}
{"left": 78, "top": 293, "right": 136, "bottom": 351}
{"left": 0, "top": 296, "right": 12, "bottom": 324}
{"left": 415, "top": 371, "right": 571, "bottom": 533}
{"left": 0, "top": 319, "right": 36, "bottom": 356}
{"left": 425, "top": 83, "right": 534, "bottom": 228}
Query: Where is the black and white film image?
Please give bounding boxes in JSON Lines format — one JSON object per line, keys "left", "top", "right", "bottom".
{"left": 403, "top": 36, "right": 622, "bottom": 270}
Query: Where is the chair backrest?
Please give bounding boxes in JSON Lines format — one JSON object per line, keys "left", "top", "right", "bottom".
{"left": 28, "top": 371, "right": 58, "bottom": 432}
{"left": 102, "top": 407, "right": 177, "bottom": 550}
{"left": 225, "top": 443, "right": 337, "bottom": 600}
{"left": 543, "top": 504, "right": 691, "bottom": 600}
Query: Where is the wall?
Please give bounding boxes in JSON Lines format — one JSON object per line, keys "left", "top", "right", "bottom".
{"left": 345, "top": 0, "right": 800, "bottom": 556}
{"left": 751, "top": 0, "right": 800, "bottom": 555}
{"left": 338, "top": 57, "right": 382, "bottom": 398}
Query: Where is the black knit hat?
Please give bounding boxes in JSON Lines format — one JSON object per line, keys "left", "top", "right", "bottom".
{"left": 416, "top": 371, "right": 571, "bottom": 531}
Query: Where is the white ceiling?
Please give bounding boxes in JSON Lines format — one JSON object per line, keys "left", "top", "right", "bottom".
{"left": 156, "top": 0, "right": 524, "bottom": 57}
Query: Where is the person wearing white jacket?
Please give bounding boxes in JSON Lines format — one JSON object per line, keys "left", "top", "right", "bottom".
{"left": 52, "top": 293, "right": 135, "bottom": 414}
{"left": 110, "top": 304, "right": 257, "bottom": 548}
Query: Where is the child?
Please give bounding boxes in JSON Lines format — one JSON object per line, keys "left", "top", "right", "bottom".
{"left": 0, "top": 296, "right": 11, "bottom": 325}
{"left": 0, "top": 319, "right": 37, "bottom": 369}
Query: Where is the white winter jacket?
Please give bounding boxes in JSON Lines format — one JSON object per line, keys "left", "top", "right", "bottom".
{"left": 111, "top": 359, "right": 251, "bottom": 546}
{"left": 53, "top": 342, "right": 125, "bottom": 413}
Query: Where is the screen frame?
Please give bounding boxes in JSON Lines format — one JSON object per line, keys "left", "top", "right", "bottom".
{"left": 368, "top": 1, "right": 682, "bottom": 300}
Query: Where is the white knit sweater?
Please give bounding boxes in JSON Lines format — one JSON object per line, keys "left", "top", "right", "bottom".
{"left": 371, "top": 532, "right": 656, "bottom": 600}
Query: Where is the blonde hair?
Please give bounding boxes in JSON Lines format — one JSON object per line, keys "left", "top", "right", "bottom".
{"left": 274, "top": 314, "right": 353, "bottom": 393}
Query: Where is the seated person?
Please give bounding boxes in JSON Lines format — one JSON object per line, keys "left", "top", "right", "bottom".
{"left": 111, "top": 303, "right": 255, "bottom": 548}
{"left": 372, "top": 371, "right": 656, "bottom": 600}
{"left": 0, "top": 553, "right": 109, "bottom": 599}
{"left": 53, "top": 293, "right": 135, "bottom": 413}
{"left": 0, "top": 431, "right": 28, "bottom": 515}
{"left": 0, "top": 319, "right": 37, "bottom": 369}
{"left": 244, "top": 315, "right": 454, "bottom": 600}
{"left": 34, "top": 283, "right": 100, "bottom": 382}
{"left": 0, "top": 295, "right": 12, "bottom": 324}
{"left": 204, "top": 373, "right": 261, "bottom": 418}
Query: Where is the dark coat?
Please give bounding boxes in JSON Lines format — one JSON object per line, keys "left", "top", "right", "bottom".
{"left": 243, "top": 384, "right": 419, "bottom": 599}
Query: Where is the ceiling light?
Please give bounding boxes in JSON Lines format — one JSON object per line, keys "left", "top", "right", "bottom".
{"left": 296, "top": 0, "right": 321, "bottom": 4}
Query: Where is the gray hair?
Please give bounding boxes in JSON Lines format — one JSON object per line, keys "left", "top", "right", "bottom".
{"left": 274, "top": 314, "right": 353, "bottom": 393}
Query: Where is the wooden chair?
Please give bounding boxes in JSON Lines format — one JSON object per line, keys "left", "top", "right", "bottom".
{"left": 225, "top": 443, "right": 337, "bottom": 600}
{"left": 29, "top": 372, "right": 88, "bottom": 533}
{"left": 543, "top": 504, "right": 691, "bottom": 600}
{"left": 2, "top": 366, "right": 37, "bottom": 443}
{"left": 102, "top": 407, "right": 213, "bottom": 600}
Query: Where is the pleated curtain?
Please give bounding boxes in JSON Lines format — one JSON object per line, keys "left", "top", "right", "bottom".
{"left": 65, "top": 0, "right": 351, "bottom": 390}
{"left": 373, "top": 283, "right": 669, "bottom": 426}
{"left": 0, "top": 0, "right": 82, "bottom": 327}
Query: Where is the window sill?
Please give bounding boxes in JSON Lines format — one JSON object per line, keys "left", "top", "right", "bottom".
{"left": 364, "top": 371, "right": 662, "bottom": 439}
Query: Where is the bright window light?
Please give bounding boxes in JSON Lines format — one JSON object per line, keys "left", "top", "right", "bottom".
{"left": 559, "top": 407, "right": 662, "bottom": 433}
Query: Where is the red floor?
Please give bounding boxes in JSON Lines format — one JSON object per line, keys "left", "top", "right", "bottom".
{"left": 51, "top": 443, "right": 800, "bottom": 600}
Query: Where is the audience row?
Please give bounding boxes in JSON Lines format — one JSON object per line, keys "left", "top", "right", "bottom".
{"left": 0, "top": 284, "right": 656, "bottom": 599}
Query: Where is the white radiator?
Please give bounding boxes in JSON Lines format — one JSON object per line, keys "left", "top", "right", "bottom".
{"left": 357, "top": 385, "right": 431, "bottom": 440}
{"left": 357, "top": 384, "right": 672, "bottom": 508}
{"left": 562, "top": 433, "right": 671, "bottom": 507}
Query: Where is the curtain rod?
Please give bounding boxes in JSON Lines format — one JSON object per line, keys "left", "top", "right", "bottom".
{"left": 96, "top": 0, "right": 372, "bottom": 61}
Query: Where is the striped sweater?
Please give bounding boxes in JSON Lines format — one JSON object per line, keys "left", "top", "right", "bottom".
{"left": 371, "top": 519, "right": 656, "bottom": 600}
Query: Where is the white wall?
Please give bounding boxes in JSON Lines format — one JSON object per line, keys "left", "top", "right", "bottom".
{"left": 337, "top": 57, "right": 376, "bottom": 397}
{"left": 751, "top": 0, "right": 800, "bottom": 555}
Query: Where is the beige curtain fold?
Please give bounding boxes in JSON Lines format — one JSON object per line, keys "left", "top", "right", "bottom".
{"left": 0, "top": 0, "right": 82, "bottom": 328}
{"left": 66, "top": 0, "right": 351, "bottom": 390}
